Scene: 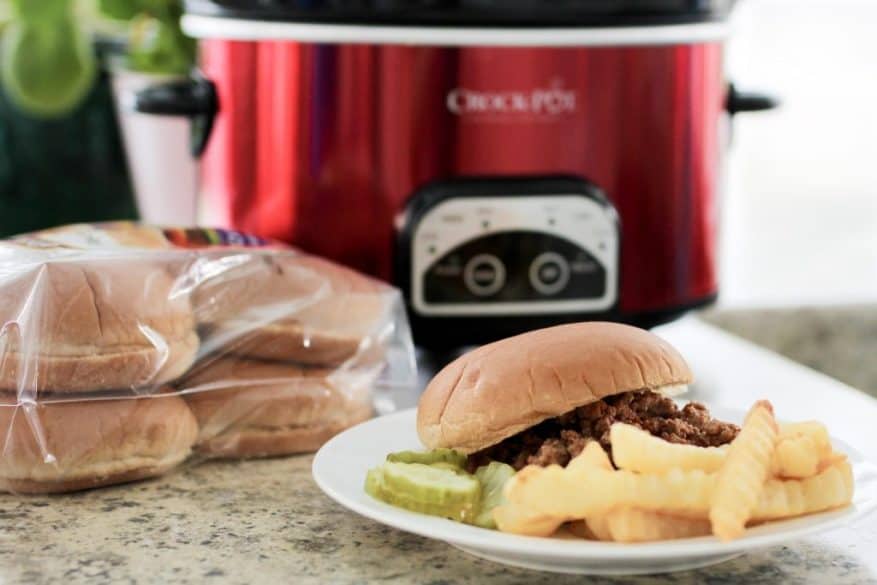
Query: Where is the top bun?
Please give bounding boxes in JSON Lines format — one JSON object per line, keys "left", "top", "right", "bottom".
{"left": 195, "top": 253, "right": 392, "bottom": 366}
{"left": 0, "top": 260, "right": 198, "bottom": 392}
{"left": 417, "top": 322, "right": 692, "bottom": 453}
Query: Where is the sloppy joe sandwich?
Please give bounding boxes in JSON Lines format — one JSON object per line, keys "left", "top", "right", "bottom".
{"left": 419, "top": 321, "right": 736, "bottom": 466}
{"left": 364, "top": 322, "right": 854, "bottom": 542}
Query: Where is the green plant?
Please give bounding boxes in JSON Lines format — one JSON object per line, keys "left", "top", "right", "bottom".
{"left": 0, "top": 0, "right": 194, "bottom": 118}
{"left": 1, "top": 0, "right": 97, "bottom": 118}
{"left": 101, "top": 0, "right": 195, "bottom": 76}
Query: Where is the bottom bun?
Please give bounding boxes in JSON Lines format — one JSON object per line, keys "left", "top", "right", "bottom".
{"left": 0, "top": 331, "right": 200, "bottom": 393}
{"left": 193, "top": 402, "right": 373, "bottom": 458}
{"left": 181, "top": 358, "right": 376, "bottom": 458}
{"left": 0, "top": 452, "right": 189, "bottom": 495}
{"left": 0, "top": 395, "right": 198, "bottom": 494}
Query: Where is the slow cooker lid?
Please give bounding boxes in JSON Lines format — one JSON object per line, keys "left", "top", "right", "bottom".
{"left": 185, "top": 0, "right": 735, "bottom": 27}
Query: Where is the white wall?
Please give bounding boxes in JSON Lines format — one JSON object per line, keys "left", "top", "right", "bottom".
{"left": 720, "top": 0, "right": 877, "bottom": 307}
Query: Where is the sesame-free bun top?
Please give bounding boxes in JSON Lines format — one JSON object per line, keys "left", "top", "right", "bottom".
{"left": 195, "top": 253, "right": 393, "bottom": 366}
{"left": 417, "top": 322, "right": 692, "bottom": 454}
{"left": 0, "top": 260, "right": 198, "bottom": 392}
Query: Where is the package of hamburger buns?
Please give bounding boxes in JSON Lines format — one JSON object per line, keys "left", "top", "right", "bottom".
{"left": 0, "top": 222, "right": 416, "bottom": 494}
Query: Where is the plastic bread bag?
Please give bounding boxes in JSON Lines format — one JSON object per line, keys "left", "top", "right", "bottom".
{"left": 0, "top": 223, "right": 416, "bottom": 494}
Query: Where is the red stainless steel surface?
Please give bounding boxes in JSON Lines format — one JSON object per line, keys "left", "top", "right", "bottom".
{"left": 200, "top": 40, "right": 724, "bottom": 313}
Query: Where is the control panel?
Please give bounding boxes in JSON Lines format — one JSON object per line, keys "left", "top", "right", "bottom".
{"left": 409, "top": 191, "right": 619, "bottom": 316}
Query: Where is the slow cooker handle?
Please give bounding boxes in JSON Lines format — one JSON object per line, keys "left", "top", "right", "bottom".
{"left": 132, "top": 74, "right": 218, "bottom": 158}
{"left": 726, "top": 83, "right": 780, "bottom": 115}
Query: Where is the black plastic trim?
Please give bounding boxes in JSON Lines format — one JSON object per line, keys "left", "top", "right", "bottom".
{"left": 726, "top": 83, "right": 780, "bottom": 115}
{"left": 133, "top": 73, "right": 218, "bottom": 158}
{"left": 185, "top": 0, "right": 736, "bottom": 28}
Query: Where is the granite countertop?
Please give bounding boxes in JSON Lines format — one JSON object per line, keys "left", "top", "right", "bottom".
{"left": 2, "top": 309, "right": 876, "bottom": 585}
{"left": 701, "top": 305, "right": 877, "bottom": 400}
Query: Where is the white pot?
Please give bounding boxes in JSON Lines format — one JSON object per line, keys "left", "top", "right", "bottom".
{"left": 110, "top": 66, "right": 199, "bottom": 226}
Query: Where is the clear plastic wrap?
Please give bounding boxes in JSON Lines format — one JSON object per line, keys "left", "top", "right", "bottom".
{"left": 0, "top": 223, "right": 416, "bottom": 494}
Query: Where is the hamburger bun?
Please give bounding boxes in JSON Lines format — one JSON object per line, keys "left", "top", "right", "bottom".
{"left": 417, "top": 322, "right": 692, "bottom": 454}
{"left": 181, "top": 357, "right": 375, "bottom": 458}
{"left": 0, "top": 394, "right": 198, "bottom": 494}
{"left": 0, "top": 261, "right": 199, "bottom": 392}
{"left": 195, "top": 253, "right": 392, "bottom": 367}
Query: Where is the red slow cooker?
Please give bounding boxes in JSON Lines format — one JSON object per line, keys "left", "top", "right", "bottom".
{"left": 136, "top": 0, "right": 776, "bottom": 348}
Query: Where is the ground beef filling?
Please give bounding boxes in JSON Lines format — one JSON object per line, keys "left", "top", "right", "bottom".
{"left": 466, "top": 390, "right": 739, "bottom": 472}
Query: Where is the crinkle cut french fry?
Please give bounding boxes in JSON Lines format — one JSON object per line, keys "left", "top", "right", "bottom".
{"left": 710, "top": 401, "right": 779, "bottom": 541}
{"left": 771, "top": 434, "right": 821, "bottom": 478}
{"left": 497, "top": 443, "right": 617, "bottom": 537}
{"left": 779, "top": 421, "right": 832, "bottom": 457}
{"left": 604, "top": 508, "right": 712, "bottom": 543}
{"left": 610, "top": 423, "right": 727, "bottom": 473}
{"left": 753, "top": 458, "right": 853, "bottom": 521}
{"left": 567, "top": 440, "right": 613, "bottom": 472}
{"left": 585, "top": 515, "right": 613, "bottom": 541}
{"left": 492, "top": 503, "right": 564, "bottom": 537}
{"left": 505, "top": 455, "right": 715, "bottom": 519}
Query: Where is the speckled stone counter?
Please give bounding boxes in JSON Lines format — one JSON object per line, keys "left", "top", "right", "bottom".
{"left": 702, "top": 305, "right": 877, "bottom": 399}
{"left": 1, "top": 310, "right": 876, "bottom": 585}
{"left": 2, "top": 454, "right": 875, "bottom": 585}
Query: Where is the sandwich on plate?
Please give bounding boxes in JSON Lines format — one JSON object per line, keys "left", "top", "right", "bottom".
{"left": 365, "top": 322, "right": 854, "bottom": 542}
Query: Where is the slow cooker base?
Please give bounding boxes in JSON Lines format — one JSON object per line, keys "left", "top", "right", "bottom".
{"left": 409, "top": 293, "right": 718, "bottom": 350}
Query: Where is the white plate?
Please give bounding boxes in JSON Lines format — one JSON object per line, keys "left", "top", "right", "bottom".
{"left": 312, "top": 407, "right": 877, "bottom": 575}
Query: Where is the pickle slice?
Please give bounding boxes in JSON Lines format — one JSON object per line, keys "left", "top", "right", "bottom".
{"left": 472, "top": 462, "right": 516, "bottom": 529}
{"left": 386, "top": 448, "right": 467, "bottom": 469}
{"left": 364, "top": 462, "right": 481, "bottom": 522}
{"left": 382, "top": 462, "right": 480, "bottom": 505}
{"left": 364, "top": 468, "right": 385, "bottom": 499}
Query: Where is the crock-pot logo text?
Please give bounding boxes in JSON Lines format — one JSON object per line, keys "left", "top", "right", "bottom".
{"left": 446, "top": 81, "right": 577, "bottom": 117}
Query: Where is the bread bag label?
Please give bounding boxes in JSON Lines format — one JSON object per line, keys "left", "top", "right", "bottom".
{"left": 161, "top": 227, "right": 271, "bottom": 249}
{"left": 10, "top": 223, "right": 276, "bottom": 251}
